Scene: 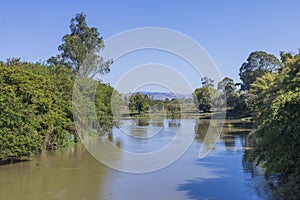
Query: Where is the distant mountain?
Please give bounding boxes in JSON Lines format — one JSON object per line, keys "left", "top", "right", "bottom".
{"left": 126, "top": 91, "right": 192, "bottom": 100}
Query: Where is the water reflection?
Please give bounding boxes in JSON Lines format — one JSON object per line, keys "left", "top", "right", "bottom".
{"left": 150, "top": 120, "right": 164, "bottom": 127}
{"left": 0, "top": 119, "right": 272, "bottom": 200}
{"left": 221, "top": 120, "right": 254, "bottom": 152}
{"left": 137, "top": 118, "right": 149, "bottom": 126}
{"left": 168, "top": 119, "right": 181, "bottom": 128}
{"left": 194, "top": 120, "right": 210, "bottom": 142}
{"left": 178, "top": 119, "right": 272, "bottom": 200}
{"left": 108, "top": 118, "right": 181, "bottom": 153}
{"left": 0, "top": 144, "right": 111, "bottom": 200}
{"left": 242, "top": 159, "right": 273, "bottom": 199}
{"left": 108, "top": 131, "right": 122, "bottom": 148}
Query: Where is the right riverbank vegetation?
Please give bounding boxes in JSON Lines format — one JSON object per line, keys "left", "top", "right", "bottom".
{"left": 0, "top": 13, "right": 299, "bottom": 199}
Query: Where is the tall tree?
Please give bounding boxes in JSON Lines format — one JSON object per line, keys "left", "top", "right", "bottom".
{"left": 193, "top": 76, "right": 218, "bottom": 112}
{"left": 217, "top": 77, "right": 237, "bottom": 108}
{"left": 193, "top": 87, "right": 218, "bottom": 112}
{"left": 55, "top": 13, "right": 111, "bottom": 77}
{"left": 239, "top": 51, "right": 282, "bottom": 90}
{"left": 217, "top": 77, "right": 236, "bottom": 95}
{"left": 201, "top": 76, "right": 214, "bottom": 88}
{"left": 129, "top": 93, "right": 149, "bottom": 114}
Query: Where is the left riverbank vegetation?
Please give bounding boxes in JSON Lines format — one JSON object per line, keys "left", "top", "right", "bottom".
{"left": 0, "top": 13, "right": 117, "bottom": 164}
{"left": 1, "top": 11, "right": 299, "bottom": 199}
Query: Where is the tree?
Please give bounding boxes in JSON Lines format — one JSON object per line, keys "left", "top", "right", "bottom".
{"left": 54, "top": 13, "right": 111, "bottom": 76}
{"left": 217, "top": 77, "right": 237, "bottom": 108}
{"left": 193, "top": 87, "right": 217, "bottom": 112}
{"left": 245, "top": 73, "right": 276, "bottom": 118}
{"left": 231, "top": 92, "right": 250, "bottom": 117}
{"left": 129, "top": 93, "right": 149, "bottom": 114}
{"left": 201, "top": 76, "right": 214, "bottom": 88}
{"left": 95, "top": 83, "right": 119, "bottom": 131}
{"left": 164, "top": 98, "right": 181, "bottom": 115}
{"left": 193, "top": 77, "right": 218, "bottom": 112}
{"left": 239, "top": 51, "right": 282, "bottom": 91}
{"left": 248, "top": 52, "right": 300, "bottom": 199}
{"left": 0, "top": 60, "right": 117, "bottom": 162}
{"left": 0, "top": 64, "right": 75, "bottom": 162}
{"left": 5, "top": 57, "right": 22, "bottom": 67}
{"left": 217, "top": 77, "right": 236, "bottom": 95}
{"left": 0, "top": 14, "right": 117, "bottom": 163}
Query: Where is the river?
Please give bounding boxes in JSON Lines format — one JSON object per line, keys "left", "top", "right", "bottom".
{"left": 0, "top": 118, "right": 273, "bottom": 200}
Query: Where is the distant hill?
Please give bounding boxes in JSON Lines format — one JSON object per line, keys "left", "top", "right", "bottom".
{"left": 126, "top": 92, "right": 192, "bottom": 100}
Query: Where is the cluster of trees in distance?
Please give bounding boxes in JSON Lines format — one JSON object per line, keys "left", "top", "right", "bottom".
{"left": 128, "top": 92, "right": 181, "bottom": 116}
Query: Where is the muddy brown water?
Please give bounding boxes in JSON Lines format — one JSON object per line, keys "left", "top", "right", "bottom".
{"left": 0, "top": 119, "right": 272, "bottom": 200}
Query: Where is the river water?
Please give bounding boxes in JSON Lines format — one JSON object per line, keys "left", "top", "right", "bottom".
{"left": 0, "top": 119, "right": 272, "bottom": 200}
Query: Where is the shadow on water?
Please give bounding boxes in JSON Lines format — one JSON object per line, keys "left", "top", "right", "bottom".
{"left": 177, "top": 150, "right": 272, "bottom": 200}
{"left": 177, "top": 151, "right": 272, "bottom": 200}
{"left": 177, "top": 119, "right": 272, "bottom": 200}
{"left": 0, "top": 158, "right": 30, "bottom": 166}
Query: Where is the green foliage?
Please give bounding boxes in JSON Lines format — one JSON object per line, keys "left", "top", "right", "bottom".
{"left": 249, "top": 52, "right": 300, "bottom": 198}
{"left": 129, "top": 93, "right": 149, "bottom": 114}
{"left": 0, "top": 13, "right": 115, "bottom": 163}
{"left": 231, "top": 51, "right": 282, "bottom": 118}
{"left": 95, "top": 83, "right": 119, "bottom": 131}
{"left": 0, "top": 64, "right": 74, "bottom": 161}
{"left": 232, "top": 92, "right": 250, "bottom": 118}
{"left": 239, "top": 51, "right": 282, "bottom": 91}
{"left": 218, "top": 77, "right": 236, "bottom": 95}
{"left": 3, "top": 57, "right": 22, "bottom": 67}
{"left": 0, "top": 83, "right": 41, "bottom": 160}
{"left": 193, "top": 76, "right": 218, "bottom": 112}
{"left": 0, "top": 61, "right": 115, "bottom": 162}
{"left": 72, "top": 77, "right": 118, "bottom": 141}
{"left": 52, "top": 13, "right": 111, "bottom": 76}
{"left": 193, "top": 87, "right": 215, "bottom": 112}
{"left": 201, "top": 76, "right": 214, "bottom": 88}
{"left": 217, "top": 77, "right": 237, "bottom": 108}
{"left": 164, "top": 98, "right": 181, "bottom": 115}
{"left": 126, "top": 95, "right": 182, "bottom": 118}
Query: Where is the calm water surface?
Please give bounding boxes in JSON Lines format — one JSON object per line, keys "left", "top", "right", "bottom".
{"left": 0, "top": 119, "right": 272, "bottom": 200}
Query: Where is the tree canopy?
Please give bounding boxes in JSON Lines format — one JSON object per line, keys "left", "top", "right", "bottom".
{"left": 129, "top": 93, "right": 149, "bottom": 114}
{"left": 239, "top": 51, "right": 282, "bottom": 91}
{"left": 217, "top": 77, "right": 237, "bottom": 108}
{"left": 49, "top": 13, "right": 111, "bottom": 77}
{"left": 248, "top": 52, "right": 300, "bottom": 199}
{"left": 193, "top": 76, "right": 218, "bottom": 112}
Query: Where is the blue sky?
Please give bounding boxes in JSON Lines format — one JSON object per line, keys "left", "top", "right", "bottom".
{"left": 1, "top": 0, "right": 300, "bottom": 92}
